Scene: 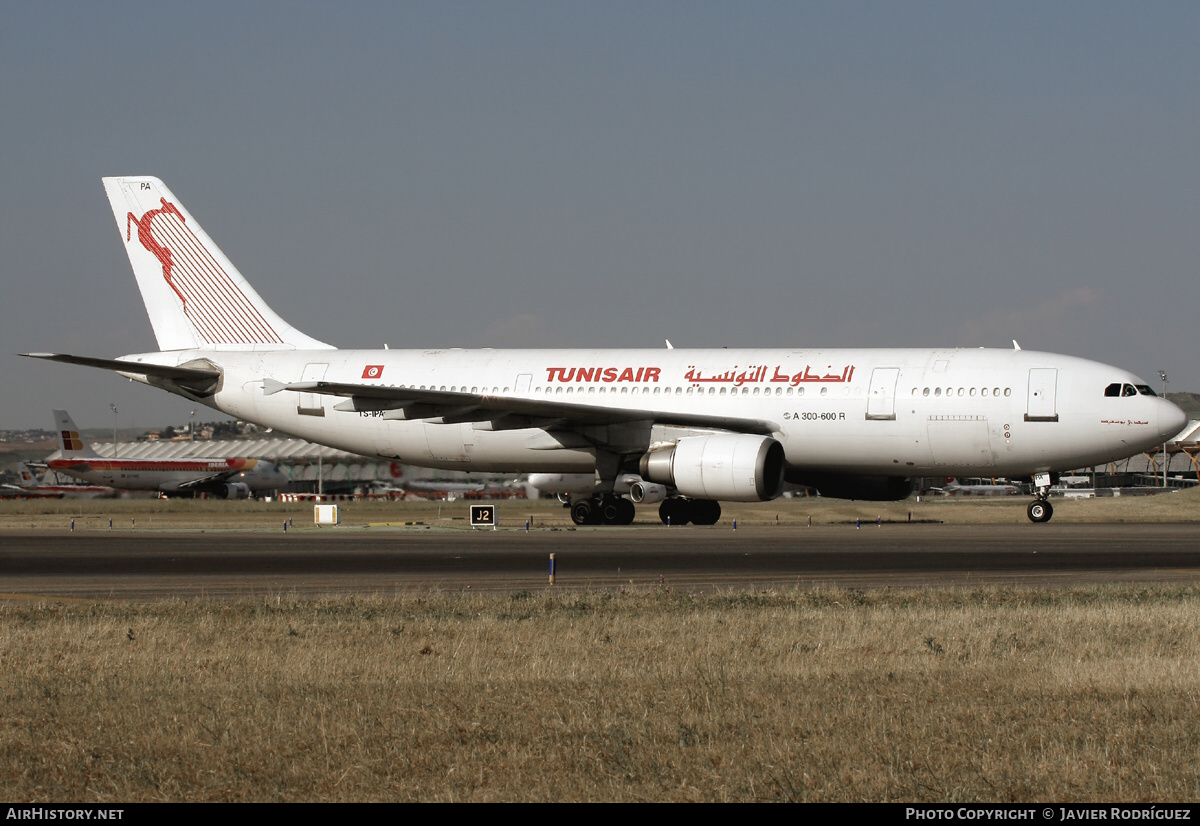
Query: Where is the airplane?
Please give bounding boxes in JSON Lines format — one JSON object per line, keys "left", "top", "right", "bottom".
{"left": 0, "top": 462, "right": 118, "bottom": 499}
{"left": 925, "top": 477, "right": 1022, "bottom": 497}
{"left": 43, "top": 409, "right": 289, "bottom": 498}
{"left": 22, "top": 176, "right": 1187, "bottom": 525}
{"left": 357, "top": 477, "right": 519, "bottom": 499}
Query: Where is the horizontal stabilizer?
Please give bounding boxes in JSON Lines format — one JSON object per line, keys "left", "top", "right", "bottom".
{"left": 22, "top": 352, "right": 220, "bottom": 382}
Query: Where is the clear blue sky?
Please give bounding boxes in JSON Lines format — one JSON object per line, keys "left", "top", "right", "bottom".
{"left": 3, "top": 1, "right": 1197, "bottom": 430}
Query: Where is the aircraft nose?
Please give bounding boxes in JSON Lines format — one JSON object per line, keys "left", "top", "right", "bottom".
{"left": 1159, "top": 399, "right": 1188, "bottom": 441}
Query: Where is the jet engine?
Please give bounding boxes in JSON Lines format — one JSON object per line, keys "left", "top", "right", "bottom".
{"left": 628, "top": 480, "right": 668, "bottom": 504}
{"left": 220, "top": 482, "right": 252, "bottom": 500}
{"left": 640, "top": 434, "right": 785, "bottom": 501}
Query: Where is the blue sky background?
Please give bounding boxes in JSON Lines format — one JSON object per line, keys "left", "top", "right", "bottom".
{"left": 2, "top": 2, "right": 1197, "bottom": 430}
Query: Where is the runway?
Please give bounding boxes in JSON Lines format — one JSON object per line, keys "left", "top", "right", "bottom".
{"left": 2, "top": 522, "right": 1199, "bottom": 601}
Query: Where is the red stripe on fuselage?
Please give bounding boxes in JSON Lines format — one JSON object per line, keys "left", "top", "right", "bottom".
{"left": 47, "top": 459, "right": 253, "bottom": 472}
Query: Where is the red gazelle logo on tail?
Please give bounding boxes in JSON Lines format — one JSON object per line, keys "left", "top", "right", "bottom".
{"left": 126, "top": 199, "right": 284, "bottom": 345}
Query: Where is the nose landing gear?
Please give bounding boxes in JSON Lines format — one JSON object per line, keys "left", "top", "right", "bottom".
{"left": 1026, "top": 472, "right": 1054, "bottom": 523}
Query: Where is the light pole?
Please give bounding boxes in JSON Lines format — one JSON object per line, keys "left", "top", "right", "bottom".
{"left": 110, "top": 404, "right": 118, "bottom": 459}
{"left": 1158, "top": 370, "right": 1169, "bottom": 488}
{"left": 190, "top": 410, "right": 196, "bottom": 441}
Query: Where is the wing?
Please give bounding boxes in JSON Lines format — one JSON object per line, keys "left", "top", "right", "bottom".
{"left": 272, "top": 380, "right": 778, "bottom": 435}
{"left": 176, "top": 473, "right": 236, "bottom": 490}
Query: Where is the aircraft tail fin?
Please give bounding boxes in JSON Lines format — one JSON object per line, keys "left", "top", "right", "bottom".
{"left": 52, "top": 410, "right": 101, "bottom": 459}
{"left": 102, "top": 177, "right": 333, "bottom": 352}
{"left": 16, "top": 463, "right": 41, "bottom": 489}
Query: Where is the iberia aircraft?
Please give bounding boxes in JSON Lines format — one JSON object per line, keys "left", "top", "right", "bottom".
{"left": 23, "top": 176, "right": 1186, "bottom": 524}
{"left": 0, "top": 462, "right": 117, "bottom": 499}
{"left": 44, "top": 409, "right": 288, "bottom": 498}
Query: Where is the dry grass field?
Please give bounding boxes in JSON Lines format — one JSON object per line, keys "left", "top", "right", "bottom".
{"left": 2, "top": 587, "right": 1199, "bottom": 802}
{"left": 3, "top": 493, "right": 1199, "bottom": 802}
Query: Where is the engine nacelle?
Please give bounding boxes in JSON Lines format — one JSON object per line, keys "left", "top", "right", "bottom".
{"left": 640, "top": 434, "right": 785, "bottom": 502}
{"left": 221, "top": 482, "right": 251, "bottom": 500}
{"left": 628, "top": 481, "right": 668, "bottom": 504}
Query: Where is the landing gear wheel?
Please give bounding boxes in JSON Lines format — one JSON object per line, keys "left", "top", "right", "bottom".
{"left": 1027, "top": 500, "right": 1053, "bottom": 523}
{"left": 659, "top": 498, "right": 690, "bottom": 525}
{"left": 691, "top": 499, "right": 722, "bottom": 526}
{"left": 599, "top": 496, "right": 623, "bottom": 525}
{"left": 571, "top": 499, "right": 599, "bottom": 526}
{"left": 614, "top": 497, "right": 636, "bottom": 525}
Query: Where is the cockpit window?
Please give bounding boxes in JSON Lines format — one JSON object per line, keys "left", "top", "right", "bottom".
{"left": 1106, "top": 382, "right": 1152, "bottom": 398}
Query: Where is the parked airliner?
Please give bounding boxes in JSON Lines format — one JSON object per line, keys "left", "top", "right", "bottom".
{"left": 44, "top": 409, "right": 288, "bottom": 498}
{"left": 0, "top": 462, "right": 118, "bottom": 499}
{"left": 23, "top": 176, "right": 1186, "bottom": 524}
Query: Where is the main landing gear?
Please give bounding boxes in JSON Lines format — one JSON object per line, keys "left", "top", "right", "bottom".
{"left": 658, "top": 497, "right": 721, "bottom": 526}
{"left": 570, "top": 495, "right": 636, "bottom": 526}
{"left": 566, "top": 495, "right": 725, "bottom": 526}
{"left": 1026, "top": 471, "right": 1054, "bottom": 523}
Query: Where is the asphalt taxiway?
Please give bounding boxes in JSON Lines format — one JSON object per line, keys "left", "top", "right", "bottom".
{"left": 2, "top": 522, "right": 1199, "bottom": 601}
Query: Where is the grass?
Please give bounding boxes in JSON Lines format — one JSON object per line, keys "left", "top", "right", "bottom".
{"left": 3, "top": 586, "right": 1199, "bottom": 802}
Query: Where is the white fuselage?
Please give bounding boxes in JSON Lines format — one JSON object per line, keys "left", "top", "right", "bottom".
{"left": 121, "top": 345, "right": 1184, "bottom": 480}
